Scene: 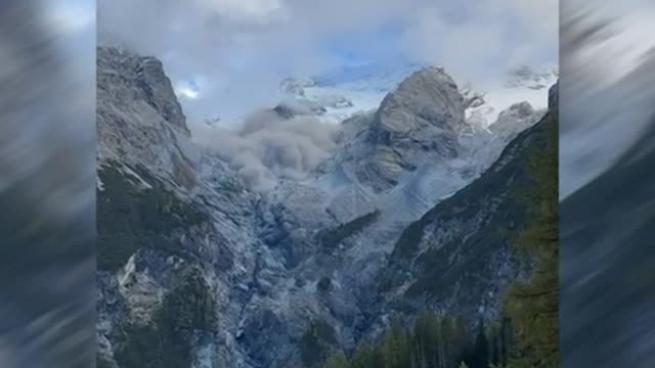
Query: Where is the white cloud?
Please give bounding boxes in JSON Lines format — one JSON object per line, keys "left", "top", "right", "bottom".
{"left": 194, "top": 0, "right": 286, "bottom": 22}
{"left": 46, "top": 1, "right": 94, "bottom": 34}
{"left": 398, "top": 1, "right": 557, "bottom": 90}
{"left": 176, "top": 86, "right": 200, "bottom": 100}
{"left": 505, "top": 0, "right": 558, "bottom": 39}
{"left": 98, "top": 1, "right": 557, "bottom": 126}
{"left": 401, "top": 7, "right": 506, "bottom": 86}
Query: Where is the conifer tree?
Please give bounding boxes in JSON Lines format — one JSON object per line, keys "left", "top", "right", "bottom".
{"left": 351, "top": 343, "right": 374, "bottom": 368}
{"left": 470, "top": 319, "right": 489, "bottom": 368}
{"left": 503, "top": 113, "right": 558, "bottom": 368}
{"left": 323, "top": 352, "right": 349, "bottom": 368}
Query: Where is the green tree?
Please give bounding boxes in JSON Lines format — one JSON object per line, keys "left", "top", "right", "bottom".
{"left": 412, "top": 313, "right": 439, "bottom": 368}
{"left": 324, "top": 352, "right": 350, "bottom": 368}
{"left": 503, "top": 113, "right": 558, "bottom": 368}
{"left": 379, "top": 322, "right": 411, "bottom": 368}
{"left": 469, "top": 319, "right": 489, "bottom": 368}
{"left": 351, "top": 343, "right": 375, "bottom": 368}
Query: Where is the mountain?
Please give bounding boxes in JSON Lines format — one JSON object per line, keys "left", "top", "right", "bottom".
{"left": 97, "top": 46, "right": 265, "bottom": 368}
{"left": 360, "top": 66, "right": 470, "bottom": 190}
{"left": 277, "top": 64, "right": 555, "bottom": 130}
{"left": 96, "top": 46, "right": 556, "bottom": 368}
{"left": 378, "top": 95, "right": 555, "bottom": 324}
{"left": 275, "top": 67, "right": 545, "bottom": 232}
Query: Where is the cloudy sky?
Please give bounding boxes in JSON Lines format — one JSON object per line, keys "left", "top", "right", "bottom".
{"left": 97, "top": 0, "right": 558, "bottom": 126}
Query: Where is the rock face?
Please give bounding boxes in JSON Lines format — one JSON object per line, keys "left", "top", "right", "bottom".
{"left": 96, "top": 46, "right": 555, "bottom": 368}
{"left": 490, "top": 102, "right": 538, "bottom": 141}
{"left": 378, "top": 108, "right": 554, "bottom": 325}
{"left": 97, "top": 46, "right": 195, "bottom": 186}
{"left": 98, "top": 47, "right": 188, "bottom": 134}
{"left": 360, "top": 67, "right": 467, "bottom": 190}
{"left": 96, "top": 46, "right": 264, "bottom": 368}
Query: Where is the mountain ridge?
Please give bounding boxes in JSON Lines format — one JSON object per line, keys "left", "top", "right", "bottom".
{"left": 96, "top": 46, "right": 556, "bottom": 368}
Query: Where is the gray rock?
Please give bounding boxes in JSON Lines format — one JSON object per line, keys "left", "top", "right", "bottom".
{"left": 96, "top": 47, "right": 554, "bottom": 368}
{"left": 98, "top": 47, "right": 189, "bottom": 134}
{"left": 362, "top": 67, "right": 467, "bottom": 190}
{"left": 377, "top": 111, "right": 554, "bottom": 329}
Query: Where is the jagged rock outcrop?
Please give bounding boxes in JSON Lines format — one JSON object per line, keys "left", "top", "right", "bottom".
{"left": 357, "top": 67, "right": 467, "bottom": 190}
{"left": 97, "top": 46, "right": 555, "bottom": 368}
{"left": 99, "top": 47, "right": 188, "bottom": 132}
{"left": 97, "top": 46, "right": 195, "bottom": 188}
{"left": 490, "top": 102, "right": 539, "bottom": 142}
{"left": 96, "top": 46, "right": 264, "bottom": 368}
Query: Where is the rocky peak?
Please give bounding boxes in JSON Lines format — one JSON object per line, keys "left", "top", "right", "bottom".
{"left": 489, "top": 101, "right": 538, "bottom": 138}
{"left": 352, "top": 67, "right": 467, "bottom": 191}
{"left": 97, "top": 46, "right": 189, "bottom": 135}
{"left": 372, "top": 66, "right": 466, "bottom": 137}
{"left": 135, "top": 57, "right": 189, "bottom": 134}
{"left": 97, "top": 46, "right": 201, "bottom": 191}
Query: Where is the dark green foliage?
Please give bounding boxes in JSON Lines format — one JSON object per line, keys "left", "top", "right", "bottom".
{"left": 379, "top": 321, "right": 413, "bottom": 368}
{"left": 113, "top": 267, "right": 217, "bottom": 368}
{"left": 97, "top": 161, "right": 210, "bottom": 271}
{"left": 485, "top": 318, "right": 512, "bottom": 368}
{"left": 501, "top": 113, "right": 558, "bottom": 368}
{"left": 319, "top": 210, "right": 380, "bottom": 250}
{"left": 321, "top": 314, "right": 480, "bottom": 368}
{"left": 300, "top": 319, "right": 339, "bottom": 368}
{"left": 351, "top": 343, "right": 376, "bottom": 368}
{"left": 323, "top": 352, "right": 350, "bottom": 368}
{"left": 466, "top": 319, "right": 489, "bottom": 368}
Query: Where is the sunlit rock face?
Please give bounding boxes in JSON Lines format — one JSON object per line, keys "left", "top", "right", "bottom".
{"left": 358, "top": 67, "right": 467, "bottom": 191}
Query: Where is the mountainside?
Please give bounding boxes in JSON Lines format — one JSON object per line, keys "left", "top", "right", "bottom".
{"left": 96, "top": 46, "right": 556, "bottom": 368}
{"left": 97, "top": 46, "right": 266, "bottom": 368}
{"left": 378, "top": 108, "right": 552, "bottom": 321}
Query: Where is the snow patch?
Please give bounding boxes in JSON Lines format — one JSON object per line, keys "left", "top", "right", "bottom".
{"left": 464, "top": 67, "right": 557, "bottom": 127}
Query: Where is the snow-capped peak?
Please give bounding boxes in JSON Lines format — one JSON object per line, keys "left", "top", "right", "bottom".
{"left": 463, "top": 66, "right": 558, "bottom": 128}
{"left": 277, "top": 63, "right": 422, "bottom": 123}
